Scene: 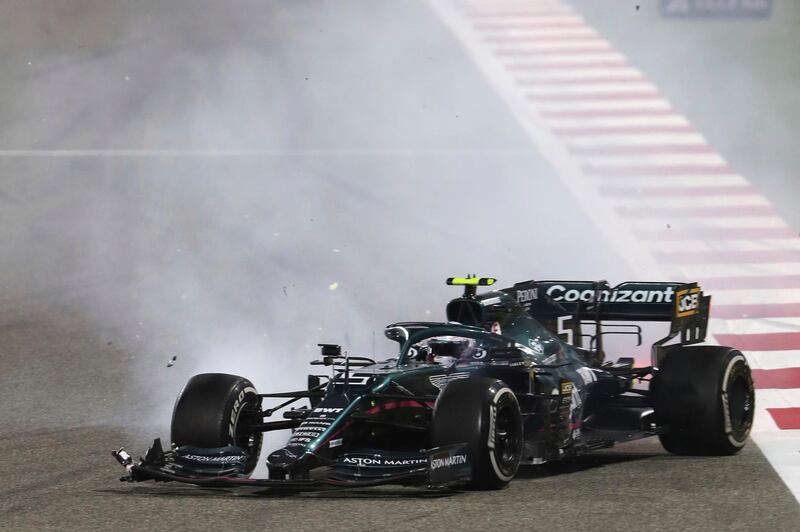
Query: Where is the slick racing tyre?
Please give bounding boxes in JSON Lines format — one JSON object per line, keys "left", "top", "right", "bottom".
{"left": 653, "top": 346, "right": 754, "bottom": 455}
{"left": 171, "top": 373, "right": 263, "bottom": 475}
{"left": 432, "top": 377, "right": 522, "bottom": 489}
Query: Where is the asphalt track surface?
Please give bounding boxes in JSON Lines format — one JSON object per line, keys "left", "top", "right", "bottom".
{"left": 1, "top": 1, "right": 798, "bottom": 530}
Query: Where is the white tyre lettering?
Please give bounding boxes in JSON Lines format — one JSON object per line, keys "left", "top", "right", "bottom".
{"left": 488, "top": 388, "right": 516, "bottom": 482}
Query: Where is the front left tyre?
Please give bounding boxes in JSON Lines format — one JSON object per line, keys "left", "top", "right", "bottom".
{"left": 171, "top": 373, "right": 263, "bottom": 475}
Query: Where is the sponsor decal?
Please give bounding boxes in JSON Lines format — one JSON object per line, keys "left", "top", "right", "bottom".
{"left": 329, "top": 438, "right": 343, "bottom": 449}
{"left": 292, "top": 430, "right": 325, "bottom": 438}
{"left": 546, "top": 284, "right": 675, "bottom": 304}
{"left": 488, "top": 402, "right": 497, "bottom": 449}
{"left": 516, "top": 287, "right": 538, "bottom": 304}
{"left": 576, "top": 367, "right": 598, "bottom": 385}
{"left": 229, "top": 386, "right": 257, "bottom": 439}
{"left": 472, "top": 348, "right": 487, "bottom": 360}
{"left": 430, "top": 454, "right": 468, "bottom": 470}
{"left": 429, "top": 372, "right": 470, "bottom": 391}
{"left": 559, "top": 380, "right": 573, "bottom": 407}
{"left": 428, "top": 443, "right": 471, "bottom": 484}
{"left": 341, "top": 456, "right": 427, "bottom": 467}
{"left": 570, "top": 385, "right": 583, "bottom": 411}
{"left": 287, "top": 407, "right": 343, "bottom": 446}
{"left": 333, "top": 373, "right": 372, "bottom": 386}
{"left": 675, "top": 286, "right": 701, "bottom": 318}
{"left": 528, "top": 338, "right": 544, "bottom": 355}
{"left": 180, "top": 454, "right": 245, "bottom": 463}
{"left": 314, "top": 407, "right": 344, "bottom": 414}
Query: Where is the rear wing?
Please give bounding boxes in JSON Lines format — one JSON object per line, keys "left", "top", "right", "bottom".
{"left": 503, "top": 280, "right": 711, "bottom": 365}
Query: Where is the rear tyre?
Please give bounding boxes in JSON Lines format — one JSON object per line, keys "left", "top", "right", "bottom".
{"left": 432, "top": 377, "right": 522, "bottom": 489}
{"left": 653, "top": 346, "right": 754, "bottom": 455}
{"left": 171, "top": 373, "right": 263, "bottom": 475}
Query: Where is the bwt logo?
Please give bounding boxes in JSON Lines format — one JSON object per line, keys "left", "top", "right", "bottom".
{"left": 661, "top": 0, "right": 772, "bottom": 18}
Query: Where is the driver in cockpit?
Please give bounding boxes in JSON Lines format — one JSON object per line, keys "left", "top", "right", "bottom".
{"left": 423, "top": 337, "right": 480, "bottom": 366}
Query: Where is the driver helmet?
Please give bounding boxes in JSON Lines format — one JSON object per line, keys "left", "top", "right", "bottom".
{"left": 426, "top": 337, "right": 476, "bottom": 365}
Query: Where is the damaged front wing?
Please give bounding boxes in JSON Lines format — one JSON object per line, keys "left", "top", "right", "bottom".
{"left": 112, "top": 438, "right": 471, "bottom": 490}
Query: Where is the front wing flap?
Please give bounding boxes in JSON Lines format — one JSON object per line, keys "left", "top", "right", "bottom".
{"left": 112, "top": 439, "right": 471, "bottom": 490}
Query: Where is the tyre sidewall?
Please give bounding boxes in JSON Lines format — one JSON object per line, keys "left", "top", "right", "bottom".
{"left": 721, "top": 353, "right": 754, "bottom": 448}
{"left": 654, "top": 347, "right": 754, "bottom": 455}
{"left": 432, "top": 377, "right": 522, "bottom": 489}
{"left": 171, "top": 373, "right": 262, "bottom": 474}
{"left": 486, "top": 384, "right": 522, "bottom": 483}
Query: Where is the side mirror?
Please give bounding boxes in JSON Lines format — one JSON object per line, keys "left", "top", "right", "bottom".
{"left": 318, "top": 343, "right": 342, "bottom": 357}
{"left": 385, "top": 327, "right": 408, "bottom": 343}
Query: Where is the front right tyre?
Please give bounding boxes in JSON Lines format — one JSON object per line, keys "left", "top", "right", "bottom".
{"left": 432, "top": 377, "right": 523, "bottom": 489}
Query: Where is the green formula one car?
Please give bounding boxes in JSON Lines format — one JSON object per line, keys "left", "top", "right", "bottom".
{"left": 112, "top": 276, "right": 754, "bottom": 490}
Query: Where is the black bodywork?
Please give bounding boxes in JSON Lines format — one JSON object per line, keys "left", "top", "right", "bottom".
{"left": 114, "top": 277, "right": 713, "bottom": 489}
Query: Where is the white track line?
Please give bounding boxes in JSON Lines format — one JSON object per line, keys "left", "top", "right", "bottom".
{"left": 711, "top": 318, "right": 800, "bottom": 335}
{"left": 534, "top": 100, "right": 672, "bottom": 112}
{"left": 745, "top": 350, "right": 800, "bottom": 370}
{"left": 677, "top": 263, "right": 800, "bottom": 279}
{"left": 0, "top": 149, "right": 537, "bottom": 158}
{"left": 472, "top": 14, "right": 585, "bottom": 24}
{"left": 565, "top": 132, "right": 705, "bottom": 145}
{"left": 528, "top": 82, "right": 659, "bottom": 95}
{"left": 755, "top": 389, "right": 800, "bottom": 411}
{"left": 480, "top": 27, "right": 599, "bottom": 38}
{"left": 750, "top": 431, "right": 800, "bottom": 501}
{"left": 634, "top": 215, "right": 787, "bottom": 229}
{"left": 656, "top": 239, "right": 800, "bottom": 253}
{"left": 593, "top": 176, "right": 750, "bottom": 190}
{"left": 548, "top": 116, "right": 692, "bottom": 128}
{"left": 610, "top": 195, "right": 769, "bottom": 209}
{"left": 520, "top": 66, "right": 643, "bottom": 79}
{"left": 491, "top": 40, "right": 611, "bottom": 51}
{"left": 579, "top": 152, "right": 725, "bottom": 165}
{"left": 508, "top": 51, "right": 629, "bottom": 64}
{"left": 703, "top": 289, "right": 800, "bottom": 305}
